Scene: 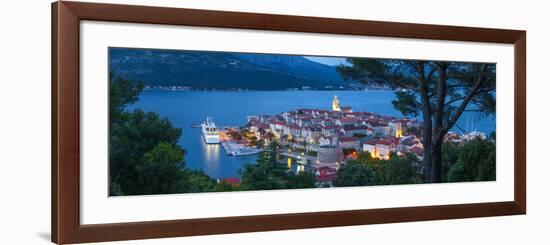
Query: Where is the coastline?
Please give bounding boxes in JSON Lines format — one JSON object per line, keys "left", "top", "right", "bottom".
{"left": 129, "top": 90, "right": 496, "bottom": 179}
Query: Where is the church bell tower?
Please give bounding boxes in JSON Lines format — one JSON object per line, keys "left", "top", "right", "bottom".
{"left": 332, "top": 95, "right": 341, "bottom": 112}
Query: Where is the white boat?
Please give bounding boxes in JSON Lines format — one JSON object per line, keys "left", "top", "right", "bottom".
{"left": 201, "top": 117, "right": 221, "bottom": 144}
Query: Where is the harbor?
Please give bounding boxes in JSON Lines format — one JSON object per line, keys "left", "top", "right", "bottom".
{"left": 109, "top": 46, "right": 498, "bottom": 196}
{"left": 130, "top": 90, "right": 495, "bottom": 180}
{"left": 199, "top": 117, "right": 262, "bottom": 157}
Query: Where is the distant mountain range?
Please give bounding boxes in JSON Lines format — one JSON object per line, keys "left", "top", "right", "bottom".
{"left": 108, "top": 48, "right": 353, "bottom": 90}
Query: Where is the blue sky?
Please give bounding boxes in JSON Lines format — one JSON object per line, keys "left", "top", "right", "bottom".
{"left": 303, "top": 56, "right": 348, "bottom": 66}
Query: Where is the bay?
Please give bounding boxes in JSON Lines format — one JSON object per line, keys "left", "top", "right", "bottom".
{"left": 128, "top": 90, "right": 495, "bottom": 179}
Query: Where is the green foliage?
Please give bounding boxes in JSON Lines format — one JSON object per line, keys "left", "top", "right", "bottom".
{"left": 371, "top": 153, "right": 423, "bottom": 185}
{"left": 109, "top": 74, "right": 223, "bottom": 196}
{"left": 109, "top": 177, "right": 124, "bottom": 196}
{"left": 185, "top": 170, "right": 219, "bottom": 193}
{"left": 441, "top": 142, "right": 461, "bottom": 181}
{"left": 239, "top": 142, "right": 286, "bottom": 190}
{"left": 334, "top": 161, "right": 375, "bottom": 187}
{"left": 109, "top": 74, "right": 144, "bottom": 123}
{"left": 447, "top": 138, "right": 496, "bottom": 182}
{"left": 239, "top": 164, "right": 283, "bottom": 190}
{"left": 336, "top": 58, "right": 386, "bottom": 84}
{"left": 287, "top": 172, "right": 316, "bottom": 189}
{"left": 391, "top": 90, "right": 422, "bottom": 118}
{"left": 109, "top": 108, "right": 184, "bottom": 195}
{"left": 335, "top": 152, "right": 422, "bottom": 187}
{"left": 212, "top": 182, "right": 235, "bottom": 192}
{"left": 134, "top": 142, "right": 187, "bottom": 194}
{"left": 239, "top": 141, "right": 315, "bottom": 191}
{"left": 337, "top": 59, "right": 496, "bottom": 117}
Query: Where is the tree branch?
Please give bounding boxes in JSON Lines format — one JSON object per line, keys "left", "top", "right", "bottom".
{"left": 435, "top": 63, "right": 447, "bottom": 122}
{"left": 439, "top": 64, "right": 488, "bottom": 139}
{"left": 444, "top": 96, "right": 466, "bottom": 106}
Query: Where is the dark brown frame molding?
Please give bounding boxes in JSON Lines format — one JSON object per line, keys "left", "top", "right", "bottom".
{"left": 52, "top": 1, "right": 526, "bottom": 244}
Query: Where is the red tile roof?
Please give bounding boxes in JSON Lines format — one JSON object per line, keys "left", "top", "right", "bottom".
{"left": 339, "top": 118, "right": 359, "bottom": 123}
{"left": 343, "top": 125, "right": 369, "bottom": 131}
{"left": 368, "top": 121, "right": 388, "bottom": 127}
{"left": 322, "top": 125, "right": 341, "bottom": 130}
{"left": 364, "top": 138, "right": 397, "bottom": 146}
{"left": 270, "top": 120, "right": 286, "bottom": 126}
{"left": 410, "top": 145, "right": 424, "bottom": 155}
{"left": 219, "top": 178, "right": 240, "bottom": 187}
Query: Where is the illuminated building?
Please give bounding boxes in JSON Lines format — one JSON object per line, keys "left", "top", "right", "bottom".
{"left": 332, "top": 95, "right": 341, "bottom": 111}
{"left": 395, "top": 122, "right": 403, "bottom": 138}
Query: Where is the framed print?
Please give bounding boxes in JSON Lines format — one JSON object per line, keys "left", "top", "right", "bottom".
{"left": 51, "top": 1, "right": 526, "bottom": 244}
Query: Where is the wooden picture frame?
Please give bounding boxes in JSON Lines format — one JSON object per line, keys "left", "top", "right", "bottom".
{"left": 51, "top": 1, "right": 526, "bottom": 244}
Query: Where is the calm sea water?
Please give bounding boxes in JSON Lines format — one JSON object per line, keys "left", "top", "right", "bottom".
{"left": 128, "top": 90, "right": 495, "bottom": 179}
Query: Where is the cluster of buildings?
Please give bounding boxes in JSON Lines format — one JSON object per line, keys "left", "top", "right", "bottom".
{"left": 244, "top": 95, "right": 488, "bottom": 185}
{"left": 247, "top": 96, "right": 424, "bottom": 160}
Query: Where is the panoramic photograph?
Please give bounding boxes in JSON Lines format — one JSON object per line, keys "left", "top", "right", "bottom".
{"left": 108, "top": 47, "right": 496, "bottom": 196}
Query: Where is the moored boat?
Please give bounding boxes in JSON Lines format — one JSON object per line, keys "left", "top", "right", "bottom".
{"left": 201, "top": 117, "right": 221, "bottom": 144}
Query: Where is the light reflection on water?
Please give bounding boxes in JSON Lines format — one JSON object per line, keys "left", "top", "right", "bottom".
{"left": 202, "top": 143, "right": 221, "bottom": 177}
{"left": 129, "top": 90, "right": 495, "bottom": 179}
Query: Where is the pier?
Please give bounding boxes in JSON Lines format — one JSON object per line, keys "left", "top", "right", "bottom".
{"left": 221, "top": 141, "right": 261, "bottom": 156}
{"left": 220, "top": 141, "right": 235, "bottom": 155}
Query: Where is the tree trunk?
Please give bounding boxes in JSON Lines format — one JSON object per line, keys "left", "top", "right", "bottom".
{"left": 431, "top": 140, "right": 442, "bottom": 182}
{"left": 420, "top": 90, "right": 433, "bottom": 182}
{"left": 430, "top": 63, "right": 447, "bottom": 183}
{"left": 422, "top": 125, "right": 432, "bottom": 182}
{"left": 416, "top": 62, "right": 433, "bottom": 183}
